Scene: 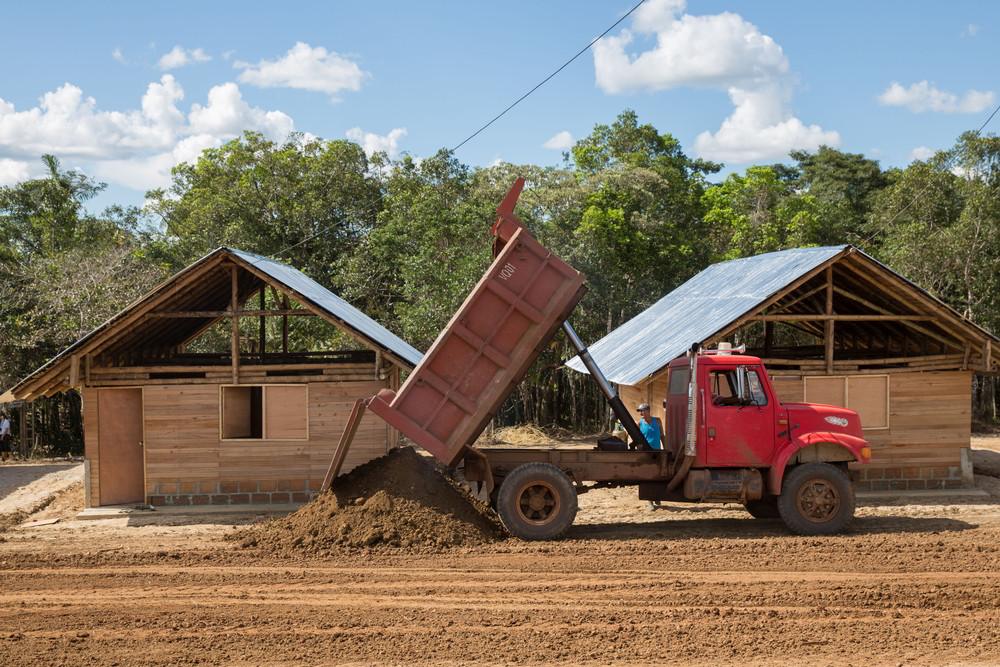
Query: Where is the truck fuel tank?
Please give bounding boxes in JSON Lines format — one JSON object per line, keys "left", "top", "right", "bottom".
{"left": 682, "top": 468, "right": 763, "bottom": 503}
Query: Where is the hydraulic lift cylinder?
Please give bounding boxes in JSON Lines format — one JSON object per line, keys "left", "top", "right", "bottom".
{"left": 562, "top": 321, "right": 650, "bottom": 450}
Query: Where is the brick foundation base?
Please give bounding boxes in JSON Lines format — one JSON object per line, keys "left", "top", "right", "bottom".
{"left": 853, "top": 465, "right": 967, "bottom": 492}
{"left": 147, "top": 479, "right": 321, "bottom": 506}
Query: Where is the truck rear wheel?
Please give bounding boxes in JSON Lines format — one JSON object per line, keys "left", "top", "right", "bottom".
{"left": 497, "top": 463, "right": 577, "bottom": 541}
{"left": 778, "top": 462, "right": 855, "bottom": 535}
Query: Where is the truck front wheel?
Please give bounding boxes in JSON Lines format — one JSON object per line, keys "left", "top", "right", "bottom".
{"left": 777, "top": 462, "right": 855, "bottom": 535}
{"left": 497, "top": 463, "right": 577, "bottom": 540}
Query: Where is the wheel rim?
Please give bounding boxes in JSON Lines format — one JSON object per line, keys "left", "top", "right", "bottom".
{"left": 796, "top": 479, "right": 840, "bottom": 523}
{"left": 516, "top": 481, "right": 560, "bottom": 526}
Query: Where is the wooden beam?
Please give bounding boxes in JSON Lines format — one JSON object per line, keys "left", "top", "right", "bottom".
{"left": 69, "top": 355, "right": 80, "bottom": 388}
{"left": 259, "top": 286, "right": 266, "bottom": 363}
{"left": 842, "top": 254, "right": 984, "bottom": 350}
{"left": 230, "top": 253, "right": 418, "bottom": 371}
{"left": 749, "top": 314, "right": 935, "bottom": 322}
{"left": 825, "top": 266, "right": 834, "bottom": 374}
{"left": 772, "top": 282, "right": 828, "bottom": 314}
{"left": 145, "top": 309, "right": 316, "bottom": 318}
{"left": 282, "top": 294, "right": 289, "bottom": 354}
{"left": 704, "top": 248, "right": 855, "bottom": 352}
{"left": 231, "top": 265, "right": 239, "bottom": 384}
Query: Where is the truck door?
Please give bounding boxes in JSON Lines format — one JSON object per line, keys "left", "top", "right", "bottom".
{"left": 703, "top": 365, "right": 775, "bottom": 466}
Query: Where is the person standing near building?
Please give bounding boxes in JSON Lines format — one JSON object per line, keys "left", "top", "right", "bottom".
{"left": 636, "top": 403, "right": 663, "bottom": 510}
{"left": 0, "top": 413, "right": 11, "bottom": 462}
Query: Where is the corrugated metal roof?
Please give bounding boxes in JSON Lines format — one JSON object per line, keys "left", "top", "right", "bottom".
{"left": 230, "top": 248, "right": 423, "bottom": 367}
{"left": 566, "top": 246, "right": 851, "bottom": 385}
{"left": 2, "top": 247, "right": 423, "bottom": 401}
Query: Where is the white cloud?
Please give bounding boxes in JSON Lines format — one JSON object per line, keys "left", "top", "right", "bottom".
{"left": 878, "top": 81, "right": 995, "bottom": 114}
{"left": 965, "top": 23, "right": 981, "bottom": 37}
{"left": 694, "top": 85, "right": 840, "bottom": 163}
{"left": 543, "top": 131, "right": 574, "bottom": 150}
{"left": 0, "top": 77, "right": 294, "bottom": 193}
{"left": 910, "top": 146, "right": 935, "bottom": 162}
{"left": 595, "top": 3, "right": 787, "bottom": 93}
{"left": 157, "top": 46, "right": 211, "bottom": 71}
{"left": 235, "top": 42, "right": 368, "bottom": 102}
{"left": 188, "top": 82, "right": 294, "bottom": 138}
{"left": 0, "top": 79, "right": 185, "bottom": 160}
{"left": 593, "top": 0, "right": 836, "bottom": 164}
{"left": 95, "top": 135, "right": 223, "bottom": 192}
{"left": 0, "top": 158, "right": 30, "bottom": 186}
{"left": 112, "top": 48, "right": 124, "bottom": 63}
{"left": 345, "top": 127, "right": 407, "bottom": 158}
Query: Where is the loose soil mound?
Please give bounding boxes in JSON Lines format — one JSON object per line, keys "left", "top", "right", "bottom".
{"left": 233, "top": 446, "right": 506, "bottom": 553}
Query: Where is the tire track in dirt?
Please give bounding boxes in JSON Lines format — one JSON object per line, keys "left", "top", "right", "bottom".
{"left": 2, "top": 555, "right": 1000, "bottom": 665}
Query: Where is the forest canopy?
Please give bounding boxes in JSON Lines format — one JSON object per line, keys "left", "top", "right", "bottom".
{"left": 3, "top": 111, "right": 999, "bottom": 451}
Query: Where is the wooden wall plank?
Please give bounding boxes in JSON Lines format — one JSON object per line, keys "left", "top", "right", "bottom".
{"left": 135, "top": 380, "right": 390, "bottom": 493}
{"left": 770, "top": 370, "right": 971, "bottom": 470}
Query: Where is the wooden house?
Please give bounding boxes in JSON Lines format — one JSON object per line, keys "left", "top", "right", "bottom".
{"left": 0, "top": 248, "right": 422, "bottom": 508}
{"left": 569, "top": 246, "right": 999, "bottom": 491}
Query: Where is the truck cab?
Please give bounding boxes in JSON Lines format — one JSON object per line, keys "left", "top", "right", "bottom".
{"left": 667, "top": 348, "right": 866, "bottom": 470}
{"left": 662, "top": 346, "right": 870, "bottom": 531}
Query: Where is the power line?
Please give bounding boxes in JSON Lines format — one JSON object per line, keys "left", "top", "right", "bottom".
{"left": 272, "top": 0, "right": 646, "bottom": 259}
{"left": 449, "top": 0, "right": 646, "bottom": 154}
{"left": 863, "top": 97, "right": 1000, "bottom": 245}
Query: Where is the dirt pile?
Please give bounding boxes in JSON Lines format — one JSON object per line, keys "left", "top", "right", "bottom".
{"left": 234, "top": 446, "right": 506, "bottom": 553}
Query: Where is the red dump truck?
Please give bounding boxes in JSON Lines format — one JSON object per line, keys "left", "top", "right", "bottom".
{"left": 327, "top": 179, "right": 871, "bottom": 540}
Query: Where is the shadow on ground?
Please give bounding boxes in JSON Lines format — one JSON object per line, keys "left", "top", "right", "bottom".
{"left": 567, "top": 514, "right": 977, "bottom": 541}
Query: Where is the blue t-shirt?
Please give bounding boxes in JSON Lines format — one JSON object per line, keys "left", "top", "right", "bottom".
{"left": 639, "top": 417, "right": 661, "bottom": 450}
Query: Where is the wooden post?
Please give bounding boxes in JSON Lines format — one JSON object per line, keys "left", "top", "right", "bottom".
{"left": 764, "top": 320, "right": 773, "bottom": 358}
{"left": 259, "top": 286, "right": 266, "bottom": 364}
{"left": 282, "top": 294, "right": 289, "bottom": 354}
{"left": 825, "top": 267, "right": 834, "bottom": 374}
{"left": 231, "top": 265, "right": 240, "bottom": 384}
{"left": 69, "top": 355, "right": 80, "bottom": 388}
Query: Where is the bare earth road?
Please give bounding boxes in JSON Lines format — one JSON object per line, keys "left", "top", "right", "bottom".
{"left": 0, "top": 437, "right": 999, "bottom": 666}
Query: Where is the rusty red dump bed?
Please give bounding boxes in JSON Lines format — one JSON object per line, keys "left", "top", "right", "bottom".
{"left": 365, "top": 179, "right": 586, "bottom": 467}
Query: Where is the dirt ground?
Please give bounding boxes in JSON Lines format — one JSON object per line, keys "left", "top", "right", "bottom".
{"left": 1, "top": 436, "right": 1000, "bottom": 666}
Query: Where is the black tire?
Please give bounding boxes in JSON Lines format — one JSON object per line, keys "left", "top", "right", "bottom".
{"left": 777, "top": 462, "right": 855, "bottom": 536}
{"left": 744, "top": 497, "right": 781, "bottom": 519}
{"left": 496, "top": 463, "right": 577, "bottom": 541}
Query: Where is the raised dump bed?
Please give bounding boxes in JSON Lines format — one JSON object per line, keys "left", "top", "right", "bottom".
{"left": 364, "top": 179, "right": 586, "bottom": 467}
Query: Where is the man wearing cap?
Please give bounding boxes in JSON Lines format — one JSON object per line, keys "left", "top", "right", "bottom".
{"left": 636, "top": 404, "right": 663, "bottom": 510}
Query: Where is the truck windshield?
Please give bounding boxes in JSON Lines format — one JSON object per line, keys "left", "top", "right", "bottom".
{"left": 710, "top": 368, "right": 768, "bottom": 407}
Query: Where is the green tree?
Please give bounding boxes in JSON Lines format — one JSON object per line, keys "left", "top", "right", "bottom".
{"left": 788, "top": 146, "right": 889, "bottom": 246}
{"left": 871, "top": 132, "right": 1000, "bottom": 329}
{"left": 567, "top": 110, "right": 721, "bottom": 338}
{"left": 702, "top": 165, "right": 822, "bottom": 260}
{"left": 146, "top": 131, "right": 381, "bottom": 288}
{"left": 339, "top": 150, "right": 494, "bottom": 349}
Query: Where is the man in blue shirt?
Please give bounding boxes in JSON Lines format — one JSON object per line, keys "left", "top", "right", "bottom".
{"left": 636, "top": 403, "right": 663, "bottom": 510}
{"left": 636, "top": 404, "right": 661, "bottom": 450}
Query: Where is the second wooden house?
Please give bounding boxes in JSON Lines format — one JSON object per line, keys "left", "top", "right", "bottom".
{"left": 569, "top": 245, "right": 999, "bottom": 492}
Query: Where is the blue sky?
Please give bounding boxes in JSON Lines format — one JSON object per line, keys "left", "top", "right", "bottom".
{"left": 1, "top": 0, "right": 997, "bottom": 213}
